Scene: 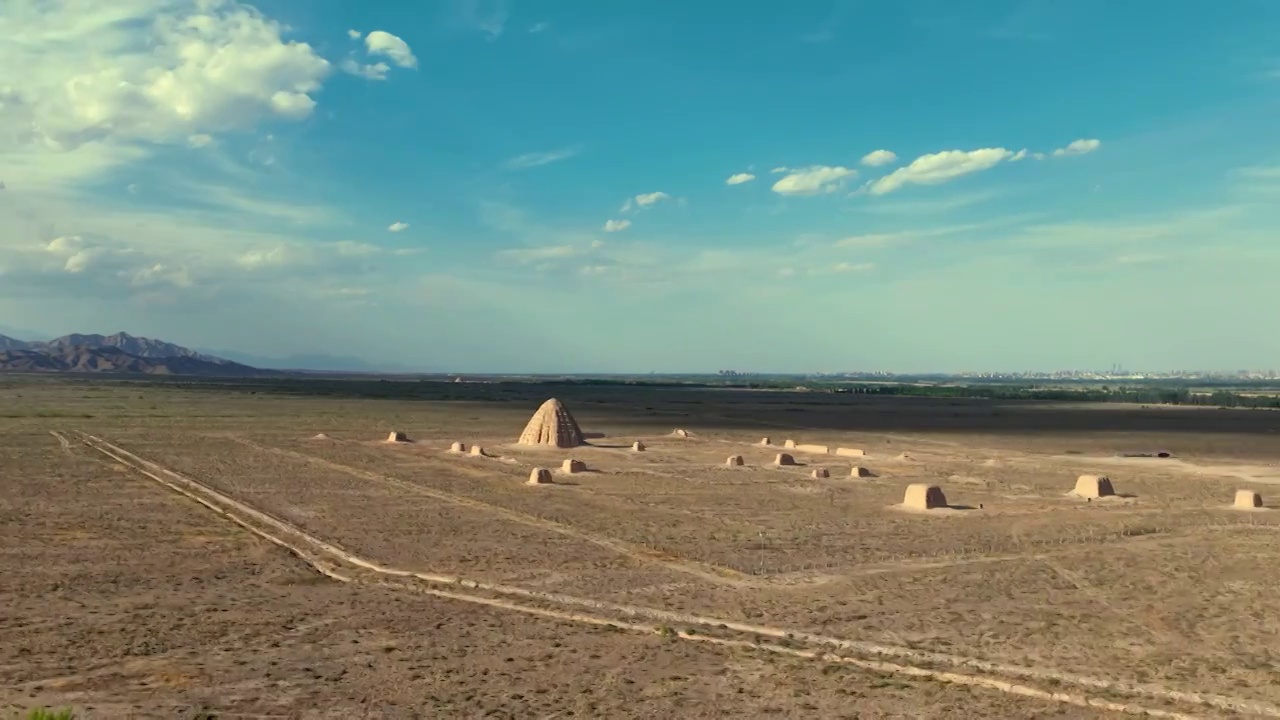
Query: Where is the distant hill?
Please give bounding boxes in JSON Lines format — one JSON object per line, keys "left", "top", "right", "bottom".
{"left": 0, "top": 334, "right": 28, "bottom": 351}
{"left": 0, "top": 346, "right": 275, "bottom": 376}
{"left": 42, "top": 332, "right": 228, "bottom": 362}
{"left": 0, "top": 331, "right": 277, "bottom": 377}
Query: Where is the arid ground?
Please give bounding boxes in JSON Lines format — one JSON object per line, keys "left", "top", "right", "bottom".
{"left": 4, "top": 377, "right": 1280, "bottom": 718}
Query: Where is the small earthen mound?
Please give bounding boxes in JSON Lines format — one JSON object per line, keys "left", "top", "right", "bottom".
{"left": 811, "top": 468, "right": 829, "bottom": 479}
{"left": 1072, "top": 474, "right": 1115, "bottom": 499}
{"left": 759, "top": 437, "right": 771, "bottom": 446}
{"left": 386, "top": 431, "right": 410, "bottom": 443}
{"left": 773, "top": 453, "right": 796, "bottom": 467}
{"left": 903, "top": 483, "right": 947, "bottom": 510}
{"left": 850, "top": 466, "right": 872, "bottom": 478}
{"left": 631, "top": 441, "right": 646, "bottom": 452}
{"left": 449, "top": 441, "right": 467, "bottom": 453}
{"left": 671, "top": 428, "right": 692, "bottom": 438}
{"left": 895, "top": 452, "right": 913, "bottom": 461}
{"left": 526, "top": 468, "right": 554, "bottom": 485}
{"left": 469, "top": 445, "right": 486, "bottom": 457}
{"left": 783, "top": 439, "right": 797, "bottom": 449}
{"left": 310, "top": 433, "right": 331, "bottom": 441}
{"left": 726, "top": 455, "right": 744, "bottom": 467}
{"left": 561, "top": 458, "right": 586, "bottom": 474}
{"left": 1233, "top": 488, "right": 1264, "bottom": 510}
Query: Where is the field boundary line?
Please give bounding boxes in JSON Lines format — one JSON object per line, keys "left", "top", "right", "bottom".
{"left": 74, "top": 432, "right": 1279, "bottom": 718}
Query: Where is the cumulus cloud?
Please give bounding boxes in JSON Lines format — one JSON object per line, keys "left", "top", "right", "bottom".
{"left": 364, "top": 31, "right": 418, "bottom": 69}
{"left": 620, "top": 191, "right": 671, "bottom": 213}
{"left": 1052, "top": 138, "right": 1102, "bottom": 157}
{"left": 865, "top": 148, "right": 1014, "bottom": 195}
{"left": 860, "top": 149, "right": 898, "bottom": 167}
{"left": 340, "top": 29, "right": 416, "bottom": 80}
{"left": 726, "top": 172, "right": 756, "bottom": 185}
{"left": 0, "top": 0, "right": 332, "bottom": 152}
{"left": 187, "top": 134, "right": 214, "bottom": 148}
{"left": 634, "top": 191, "right": 670, "bottom": 207}
{"left": 11, "top": 234, "right": 195, "bottom": 294}
{"left": 347, "top": 29, "right": 363, "bottom": 40}
{"left": 339, "top": 59, "right": 391, "bottom": 80}
{"left": 771, "top": 166, "right": 858, "bottom": 196}
{"left": 388, "top": 221, "right": 409, "bottom": 232}
{"left": 603, "top": 219, "right": 631, "bottom": 232}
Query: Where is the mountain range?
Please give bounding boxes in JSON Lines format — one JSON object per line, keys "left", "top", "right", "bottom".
{"left": 0, "top": 332, "right": 275, "bottom": 377}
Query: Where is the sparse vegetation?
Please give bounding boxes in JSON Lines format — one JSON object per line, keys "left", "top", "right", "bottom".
{"left": 26, "top": 709, "right": 75, "bottom": 720}
{"left": 4, "top": 377, "right": 1280, "bottom": 716}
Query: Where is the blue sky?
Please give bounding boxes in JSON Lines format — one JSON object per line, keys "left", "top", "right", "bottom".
{"left": 1, "top": 0, "right": 1279, "bottom": 373}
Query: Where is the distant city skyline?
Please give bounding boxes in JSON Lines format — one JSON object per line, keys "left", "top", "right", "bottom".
{"left": 2, "top": 1, "right": 1279, "bottom": 373}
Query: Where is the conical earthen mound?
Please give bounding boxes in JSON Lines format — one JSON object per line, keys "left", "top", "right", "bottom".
{"left": 517, "top": 398, "right": 585, "bottom": 448}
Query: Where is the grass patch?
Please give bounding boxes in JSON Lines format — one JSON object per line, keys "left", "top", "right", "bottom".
{"left": 27, "top": 709, "right": 76, "bottom": 720}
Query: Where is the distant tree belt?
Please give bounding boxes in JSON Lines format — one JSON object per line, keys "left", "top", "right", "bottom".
{"left": 56, "top": 375, "right": 1280, "bottom": 409}
{"left": 840, "top": 384, "right": 1280, "bottom": 408}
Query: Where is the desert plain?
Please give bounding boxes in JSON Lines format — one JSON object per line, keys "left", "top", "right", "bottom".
{"left": 3, "top": 377, "right": 1280, "bottom": 719}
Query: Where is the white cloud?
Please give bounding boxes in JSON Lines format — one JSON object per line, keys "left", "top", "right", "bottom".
{"left": 187, "top": 134, "right": 214, "bottom": 149}
{"left": 388, "top": 221, "right": 409, "bottom": 233}
{"left": 364, "top": 31, "right": 418, "bottom": 69}
{"left": 832, "top": 261, "right": 874, "bottom": 273}
{"left": 603, "top": 219, "right": 631, "bottom": 232}
{"left": 130, "top": 262, "right": 194, "bottom": 289}
{"left": 528, "top": 22, "right": 550, "bottom": 34}
{"left": 504, "top": 147, "right": 579, "bottom": 170}
{"left": 0, "top": 0, "right": 332, "bottom": 153}
{"left": 496, "top": 244, "right": 578, "bottom": 263}
{"left": 865, "top": 148, "right": 1014, "bottom": 195}
{"left": 860, "top": 150, "right": 898, "bottom": 167}
{"left": 1009, "top": 148, "right": 1047, "bottom": 162}
{"left": 620, "top": 191, "right": 671, "bottom": 213}
{"left": 339, "top": 59, "right": 391, "bottom": 81}
{"left": 340, "top": 28, "right": 415, "bottom": 80}
{"left": 1052, "top": 138, "right": 1101, "bottom": 157}
{"left": 771, "top": 166, "right": 857, "bottom": 196}
{"left": 447, "top": 0, "right": 509, "bottom": 40}
{"left": 1236, "top": 165, "right": 1280, "bottom": 180}
{"left": 635, "top": 191, "right": 670, "bottom": 207}
{"left": 726, "top": 172, "right": 756, "bottom": 185}
{"left": 770, "top": 167, "right": 790, "bottom": 174}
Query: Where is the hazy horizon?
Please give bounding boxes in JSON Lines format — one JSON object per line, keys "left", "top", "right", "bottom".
{"left": 2, "top": 1, "right": 1278, "bottom": 374}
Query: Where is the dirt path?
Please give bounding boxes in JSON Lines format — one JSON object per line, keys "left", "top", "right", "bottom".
{"left": 49, "top": 430, "right": 73, "bottom": 455}
{"left": 72, "top": 431, "right": 1280, "bottom": 718}
{"left": 1048, "top": 454, "right": 1280, "bottom": 487}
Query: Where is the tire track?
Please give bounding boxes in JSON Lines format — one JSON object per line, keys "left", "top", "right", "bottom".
{"left": 74, "top": 432, "right": 1279, "bottom": 718}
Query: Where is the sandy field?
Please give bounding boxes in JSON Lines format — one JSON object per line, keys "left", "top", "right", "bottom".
{"left": 3, "top": 377, "right": 1280, "bottom": 718}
